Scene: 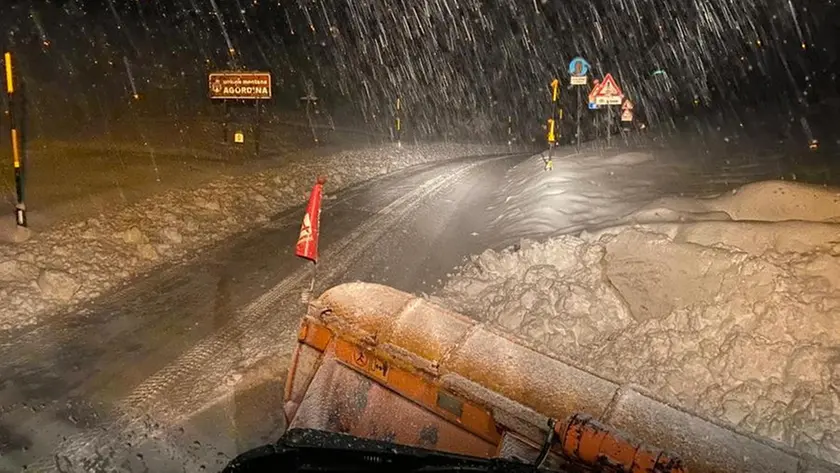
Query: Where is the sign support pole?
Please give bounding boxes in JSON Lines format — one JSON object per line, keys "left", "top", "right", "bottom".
{"left": 594, "top": 113, "right": 599, "bottom": 142}
{"left": 255, "top": 99, "right": 261, "bottom": 157}
{"left": 568, "top": 57, "right": 590, "bottom": 152}
{"left": 606, "top": 108, "right": 612, "bottom": 148}
{"left": 222, "top": 100, "right": 229, "bottom": 143}
{"left": 5, "top": 52, "right": 26, "bottom": 228}
{"left": 576, "top": 87, "right": 582, "bottom": 152}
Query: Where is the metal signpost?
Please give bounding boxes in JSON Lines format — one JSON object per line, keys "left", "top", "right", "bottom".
{"left": 300, "top": 93, "right": 319, "bottom": 143}
{"left": 568, "top": 57, "right": 590, "bottom": 151}
{"left": 209, "top": 71, "right": 272, "bottom": 155}
{"left": 588, "top": 79, "right": 601, "bottom": 141}
{"left": 591, "top": 73, "right": 625, "bottom": 148}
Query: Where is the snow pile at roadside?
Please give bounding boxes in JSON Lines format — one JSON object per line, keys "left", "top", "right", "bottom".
{"left": 487, "top": 151, "right": 663, "bottom": 242}
{"left": 0, "top": 143, "right": 508, "bottom": 331}
{"left": 633, "top": 180, "right": 840, "bottom": 223}
{"left": 435, "top": 180, "right": 840, "bottom": 464}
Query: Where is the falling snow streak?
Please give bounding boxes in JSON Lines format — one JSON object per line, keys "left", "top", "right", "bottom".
{"left": 0, "top": 0, "right": 835, "bottom": 137}
{"left": 281, "top": 0, "right": 832, "bottom": 136}
{"left": 208, "top": 0, "right": 237, "bottom": 67}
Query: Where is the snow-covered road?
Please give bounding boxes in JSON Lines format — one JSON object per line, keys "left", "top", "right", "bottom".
{"left": 0, "top": 150, "right": 529, "bottom": 472}
{"left": 0, "top": 143, "right": 508, "bottom": 331}
{"left": 2, "top": 141, "right": 839, "bottom": 471}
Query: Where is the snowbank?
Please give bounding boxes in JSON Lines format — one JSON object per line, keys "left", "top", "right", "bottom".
{"left": 0, "top": 143, "right": 508, "bottom": 331}
{"left": 637, "top": 180, "right": 840, "bottom": 223}
{"left": 487, "top": 151, "right": 661, "bottom": 241}
{"left": 435, "top": 180, "right": 840, "bottom": 465}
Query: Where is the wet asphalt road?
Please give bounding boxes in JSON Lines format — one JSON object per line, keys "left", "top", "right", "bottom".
{"left": 0, "top": 151, "right": 530, "bottom": 472}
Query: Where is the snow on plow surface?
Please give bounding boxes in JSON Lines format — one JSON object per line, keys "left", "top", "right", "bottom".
{"left": 435, "top": 180, "right": 840, "bottom": 465}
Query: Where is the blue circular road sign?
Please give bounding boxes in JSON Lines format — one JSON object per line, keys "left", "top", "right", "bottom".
{"left": 569, "top": 57, "right": 590, "bottom": 76}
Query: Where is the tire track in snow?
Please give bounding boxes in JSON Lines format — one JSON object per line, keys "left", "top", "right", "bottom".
{"left": 40, "top": 153, "right": 523, "bottom": 472}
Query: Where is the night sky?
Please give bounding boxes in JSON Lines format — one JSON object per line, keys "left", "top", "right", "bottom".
{"left": 1, "top": 0, "right": 838, "bottom": 138}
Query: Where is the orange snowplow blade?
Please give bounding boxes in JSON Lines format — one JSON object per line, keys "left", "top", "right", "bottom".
{"left": 283, "top": 282, "right": 834, "bottom": 473}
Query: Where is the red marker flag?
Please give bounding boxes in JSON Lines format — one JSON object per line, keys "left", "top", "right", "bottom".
{"left": 295, "top": 176, "right": 326, "bottom": 263}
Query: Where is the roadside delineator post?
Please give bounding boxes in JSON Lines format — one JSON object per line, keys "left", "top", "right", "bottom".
{"left": 296, "top": 176, "right": 326, "bottom": 303}
{"left": 4, "top": 51, "right": 26, "bottom": 227}
{"left": 507, "top": 115, "right": 513, "bottom": 151}
{"left": 395, "top": 96, "right": 402, "bottom": 148}
{"left": 544, "top": 78, "right": 560, "bottom": 171}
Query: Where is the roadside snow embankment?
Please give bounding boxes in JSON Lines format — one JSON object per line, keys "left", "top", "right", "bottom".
{"left": 435, "top": 180, "right": 840, "bottom": 465}
{"left": 0, "top": 143, "right": 508, "bottom": 331}
{"left": 633, "top": 180, "right": 840, "bottom": 223}
{"left": 487, "top": 150, "right": 667, "bottom": 242}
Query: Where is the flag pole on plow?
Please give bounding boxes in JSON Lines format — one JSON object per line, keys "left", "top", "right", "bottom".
{"left": 296, "top": 176, "right": 326, "bottom": 303}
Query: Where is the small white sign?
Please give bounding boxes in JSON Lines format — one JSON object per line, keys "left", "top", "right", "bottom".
{"left": 621, "top": 110, "right": 634, "bottom": 122}
{"left": 596, "top": 96, "right": 623, "bottom": 106}
{"left": 570, "top": 76, "right": 588, "bottom": 86}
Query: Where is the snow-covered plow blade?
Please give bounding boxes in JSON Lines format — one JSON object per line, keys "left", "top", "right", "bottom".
{"left": 283, "top": 282, "right": 835, "bottom": 473}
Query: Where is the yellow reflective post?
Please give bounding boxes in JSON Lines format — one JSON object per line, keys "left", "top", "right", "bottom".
{"left": 548, "top": 79, "right": 561, "bottom": 147}
{"left": 547, "top": 118, "right": 556, "bottom": 144}
{"left": 4, "top": 52, "right": 13, "bottom": 94}
{"left": 5, "top": 52, "right": 17, "bottom": 169}
{"left": 4, "top": 51, "right": 26, "bottom": 226}
{"left": 11, "top": 129, "right": 20, "bottom": 169}
{"left": 395, "top": 96, "right": 402, "bottom": 145}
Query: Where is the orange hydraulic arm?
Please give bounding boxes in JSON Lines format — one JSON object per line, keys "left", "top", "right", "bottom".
{"left": 556, "top": 415, "right": 685, "bottom": 473}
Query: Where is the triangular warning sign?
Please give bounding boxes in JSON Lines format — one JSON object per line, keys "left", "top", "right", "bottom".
{"left": 588, "top": 81, "right": 603, "bottom": 104}
{"left": 593, "top": 73, "right": 623, "bottom": 99}
{"left": 622, "top": 99, "right": 634, "bottom": 111}
{"left": 593, "top": 73, "right": 624, "bottom": 105}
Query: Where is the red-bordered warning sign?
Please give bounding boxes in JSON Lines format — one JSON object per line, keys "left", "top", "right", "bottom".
{"left": 592, "top": 73, "right": 624, "bottom": 106}
{"left": 588, "top": 79, "right": 602, "bottom": 104}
